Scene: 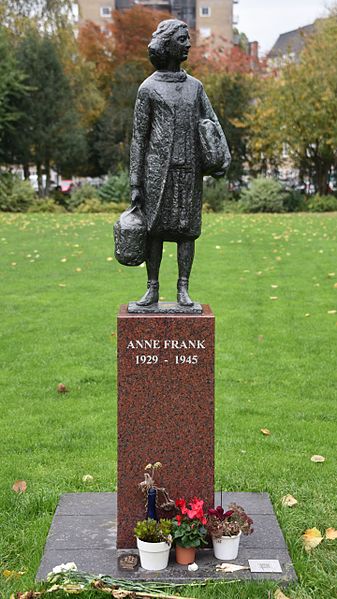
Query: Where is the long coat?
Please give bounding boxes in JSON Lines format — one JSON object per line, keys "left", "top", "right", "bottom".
{"left": 130, "top": 70, "right": 228, "bottom": 240}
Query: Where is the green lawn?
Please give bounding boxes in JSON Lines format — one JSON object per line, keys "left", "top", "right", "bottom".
{"left": 0, "top": 212, "right": 336, "bottom": 599}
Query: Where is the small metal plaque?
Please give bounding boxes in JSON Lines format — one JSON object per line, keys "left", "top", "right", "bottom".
{"left": 249, "top": 559, "right": 282, "bottom": 573}
{"left": 118, "top": 554, "right": 140, "bottom": 572}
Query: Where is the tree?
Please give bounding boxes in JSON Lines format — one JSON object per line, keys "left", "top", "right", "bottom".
{"left": 0, "top": 0, "right": 75, "bottom": 32}
{"left": 0, "top": 27, "right": 27, "bottom": 154}
{"left": 77, "top": 6, "right": 170, "bottom": 97}
{"left": 248, "top": 16, "right": 337, "bottom": 193}
{"left": 4, "top": 28, "right": 87, "bottom": 193}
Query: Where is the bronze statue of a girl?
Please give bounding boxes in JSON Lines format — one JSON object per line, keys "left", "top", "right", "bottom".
{"left": 127, "top": 19, "right": 231, "bottom": 308}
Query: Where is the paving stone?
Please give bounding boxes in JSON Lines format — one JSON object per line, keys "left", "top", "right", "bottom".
{"left": 56, "top": 493, "right": 115, "bottom": 516}
{"left": 45, "top": 516, "right": 116, "bottom": 550}
{"left": 214, "top": 491, "right": 274, "bottom": 514}
{"left": 36, "top": 492, "right": 297, "bottom": 584}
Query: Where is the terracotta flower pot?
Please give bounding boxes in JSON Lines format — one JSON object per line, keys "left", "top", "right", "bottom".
{"left": 175, "top": 545, "right": 196, "bottom": 565}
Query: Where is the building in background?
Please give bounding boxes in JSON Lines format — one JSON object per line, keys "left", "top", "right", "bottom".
{"left": 76, "top": 0, "right": 234, "bottom": 47}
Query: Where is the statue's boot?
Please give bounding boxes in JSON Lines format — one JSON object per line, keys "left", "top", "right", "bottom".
{"left": 177, "top": 277, "right": 194, "bottom": 307}
{"left": 136, "top": 280, "right": 159, "bottom": 306}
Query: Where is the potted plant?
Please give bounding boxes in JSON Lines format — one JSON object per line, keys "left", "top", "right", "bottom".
{"left": 134, "top": 518, "right": 172, "bottom": 571}
{"left": 172, "top": 497, "right": 207, "bottom": 565}
{"left": 206, "top": 503, "right": 253, "bottom": 560}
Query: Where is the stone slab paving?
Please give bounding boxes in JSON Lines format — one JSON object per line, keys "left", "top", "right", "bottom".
{"left": 36, "top": 492, "right": 297, "bottom": 584}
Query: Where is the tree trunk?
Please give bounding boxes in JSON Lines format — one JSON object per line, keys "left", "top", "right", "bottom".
{"left": 45, "top": 159, "right": 50, "bottom": 196}
{"left": 37, "top": 162, "right": 43, "bottom": 197}
{"left": 23, "top": 164, "right": 30, "bottom": 180}
{"left": 315, "top": 160, "right": 330, "bottom": 196}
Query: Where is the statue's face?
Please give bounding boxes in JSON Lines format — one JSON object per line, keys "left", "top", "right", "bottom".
{"left": 168, "top": 26, "right": 191, "bottom": 63}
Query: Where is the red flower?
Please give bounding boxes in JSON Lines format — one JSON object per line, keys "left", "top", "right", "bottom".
{"left": 176, "top": 515, "right": 182, "bottom": 526}
{"left": 175, "top": 498, "right": 187, "bottom": 514}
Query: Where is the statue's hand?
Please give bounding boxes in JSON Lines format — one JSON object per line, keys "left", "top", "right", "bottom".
{"left": 131, "top": 187, "right": 143, "bottom": 208}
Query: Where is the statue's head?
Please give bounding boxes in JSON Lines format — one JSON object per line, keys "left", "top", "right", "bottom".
{"left": 148, "top": 19, "right": 191, "bottom": 69}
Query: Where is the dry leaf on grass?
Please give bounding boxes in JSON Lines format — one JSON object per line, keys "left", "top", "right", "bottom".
{"left": 325, "top": 528, "right": 337, "bottom": 540}
{"left": 311, "top": 455, "right": 326, "bottom": 463}
{"left": 12, "top": 480, "right": 27, "bottom": 493}
{"left": 274, "top": 589, "right": 290, "bottom": 599}
{"left": 302, "top": 527, "right": 323, "bottom": 551}
{"left": 57, "top": 383, "right": 68, "bottom": 394}
{"left": 281, "top": 494, "right": 298, "bottom": 507}
{"left": 82, "top": 474, "right": 93, "bottom": 483}
{"left": 261, "top": 428, "right": 271, "bottom": 436}
{"left": 215, "top": 563, "right": 249, "bottom": 573}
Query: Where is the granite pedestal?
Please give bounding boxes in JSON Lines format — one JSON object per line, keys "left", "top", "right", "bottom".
{"left": 117, "top": 305, "right": 214, "bottom": 547}
{"left": 36, "top": 492, "right": 297, "bottom": 584}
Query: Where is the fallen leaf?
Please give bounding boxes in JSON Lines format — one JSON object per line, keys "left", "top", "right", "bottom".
{"left": 328, "top": 310, "right": 336, "bottom": 315}
{"left": 60, "top": 258, "right": 67, "bottom": 263}
{"left": 261, "top": 428, "right": 271, "bottom": 436}
{"left": 82, "top": 474, "right": 93, "bottom": 483}
{"left": 12, "top": 480, "right": 27, "bottom": 493}
{"left": 325, "top": 528, "right": 337, "bottom": 540}
{"left": 258, "top": 335, "right": 264, "bottom": 342}
{"left": 311, "top": 455, "right": 326, "bottom": 463}
{"left": 305, "top": 313, "right": 310, "bottom": 317}
{"left": 281, "top": 494, "right": 298, "bottom": 507}
{"left": 302, "top": 527, "right": 323, "bottom": 551}
{"left": 106, "top": 257, "right": 113, "bottom": 261}
{"left": 2, "top": 570, "right": 25, "bottom": 578}
{"left": 274, "top": 589, "right": 290, "bottom": 599}
{"left": 270, "top": 296, "right": 278, "bottom": 300}
{"left": 215, "top": 563, "right": 249, "bottom": 573}
{"left": 57, "top": 384, "right": 68, "bottom": 394}
{"left": 271, "top": 284, "right": 279, "bottom": 289}
{"left": 58, "top": 284, "right": 66, "bottom": 288}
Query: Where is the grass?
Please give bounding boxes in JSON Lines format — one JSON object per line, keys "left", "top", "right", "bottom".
{"left": 0, "top": 211, "right": 336, "bottom": 599}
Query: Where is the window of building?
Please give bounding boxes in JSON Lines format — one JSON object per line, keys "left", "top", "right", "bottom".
{"left": 100, "top": 6, "right": 112, "bottom": 17}
{"left": 200, "top": 27, "right": 211, "bottom": 38}
{"left": 200, "top": 6, "right": 211, "bottom": 17}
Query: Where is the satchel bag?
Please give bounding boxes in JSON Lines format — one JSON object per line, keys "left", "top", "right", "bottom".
{"left": 199, "top": 118, "right": 231, "bottom": 175}
{"left": 114, "top": 205, "right": 147, "bottom": 266}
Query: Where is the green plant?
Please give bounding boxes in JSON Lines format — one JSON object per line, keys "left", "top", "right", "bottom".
{"left": 207, "top": 504, "right": 253, "bottom": 538}
{"left": 0, "top": 174, "right": 36, "bottom": 212}
{"left": 172, "top": 498, "right": 207, "bottom": 548}
{"left": 239, "top": 177, "right": 288, "bottom": 213}
{"left": 28, "top": 199, "right": 65, "bottom": 213}
{"left": 134, "top": 519, "right": 172, "bottom": 544}
{"left": 203, "top": 178, "right": 233, "bottom": 212}
{"left": 65, "top": 183, "right": 99, "bottom": 211}
{"left": 98, "top": 171, "right": 130, "bottom": 204}
{"left": 283, "top": 189, "right": 306, "bottom": 212}
{"left": 306, "top": 194, "right": 337, "bottom": 212}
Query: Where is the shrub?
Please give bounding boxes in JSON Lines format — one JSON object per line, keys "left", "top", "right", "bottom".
{"left": 203, "top": 178, "right": 234, "bottom": 212}
{"left": 65, "top": 183, "right": 99, "bottom": 211}
{"left": 0, "top": 173, "right": 36, "bottom": 212}
{"left": 98, "top": 170, "right": 130, "bottom": 204}
{"left": 239, "top": 177, "right": 288, "bottom": 213}
{"left": 74, "top": 199, "right": 129, "bottom": 213}
{"left": 306, "top": 194, "right": 337, "bottom": 212}
{"left": 28, "top": 199, "right": 66, "bottom": 213}
{"left": 283, "top": 189, "right": 307, "bottom": 212}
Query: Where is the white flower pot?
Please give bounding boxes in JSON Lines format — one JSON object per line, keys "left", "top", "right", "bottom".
{"left": 212, "top": 531, "right": 241, "bottom": 560}
{"left": 136, "top": 538, "right": 171, "bottom": 571}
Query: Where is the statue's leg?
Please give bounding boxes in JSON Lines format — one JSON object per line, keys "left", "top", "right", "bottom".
{"left": 177, "top": 240, "right": 195, "bottom": 306}
{"left": 136, "top": 237, "right": 163, "bottom": 306}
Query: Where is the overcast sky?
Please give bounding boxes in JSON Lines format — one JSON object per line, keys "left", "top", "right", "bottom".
{"left": 236, "top": 0, "right": 334, "bottom": 54}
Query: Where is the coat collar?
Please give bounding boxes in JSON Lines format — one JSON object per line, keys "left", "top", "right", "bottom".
{"left": 153, "top": 70, "right": 187, "bottom": 82}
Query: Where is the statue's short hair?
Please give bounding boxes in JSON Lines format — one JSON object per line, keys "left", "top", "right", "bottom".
{"left": 148, "top": 19, "right": 188, "bottom": 69}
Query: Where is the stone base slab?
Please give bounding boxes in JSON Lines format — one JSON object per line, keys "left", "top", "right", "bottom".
{"left": 36, "top": 492, "right": 297, "bottom": 584}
